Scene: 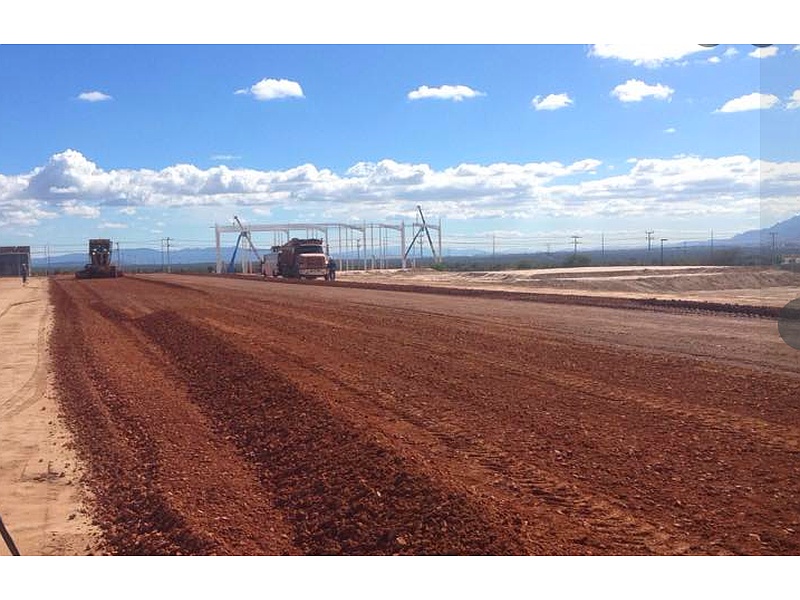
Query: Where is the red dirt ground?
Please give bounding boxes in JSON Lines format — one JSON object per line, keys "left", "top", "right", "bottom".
{"left": 48, "top": 273, "right": 800, "bottom": 555}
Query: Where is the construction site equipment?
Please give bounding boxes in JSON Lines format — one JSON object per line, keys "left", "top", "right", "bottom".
{"left": 403, "top": 205, "right": 439, "bottom": 263}
{"left": 227, "top": 216, "right": 263, "bottom": 274}
{"left": 75, "top": 239, "right": 122, "bottom": 279}
{"left": 269, "top": 238, "right": 328, "bottom": 279}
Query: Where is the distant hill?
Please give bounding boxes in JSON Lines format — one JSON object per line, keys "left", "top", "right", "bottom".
{"left": 29, "top": 215, "right": 800, "bottom": 271}
{"left": 32, "top": 247, "right": 227, "bottom": 269}
{"left": 729, "top": 213, "right": 800, "bottom": 246}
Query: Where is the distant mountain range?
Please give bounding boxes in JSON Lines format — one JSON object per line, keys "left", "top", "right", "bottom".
{"left": 31, "top": 214, "right": 800, "bottom": 268}
{"left": 728, "top": 213, "right": 800, "bottom": 246}
{"left": 32, "top": 247, "right": 227, "bottom": 269}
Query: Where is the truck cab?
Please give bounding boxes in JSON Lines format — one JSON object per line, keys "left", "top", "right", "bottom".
{"left": 270, "top": 238, "right": 328, "bottom": 279}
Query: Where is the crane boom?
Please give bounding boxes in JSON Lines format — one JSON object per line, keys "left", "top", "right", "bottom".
{"left": 417, "top": 205, "right": 437, "bottom": 261}
{"left": 233, "top": 215, "right": 262, "bottom": 262}
{"left": 404, "top": 205, "right": 438, "bottom": 261}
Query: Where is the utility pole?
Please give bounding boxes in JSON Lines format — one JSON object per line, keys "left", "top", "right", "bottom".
{"left": 164, "top": 237, "right": 172, "bottom": 273}
{"left": 770, "top": 231, "right": 778, "bottom": 265}
{"left": 646, "top": 230, "right": 654, "bottom": 252}
{"left": 601, "top": 232, "right": 605, "bottom": 260}
{"left": 492, "top": 234, "right": 496, "bottom": 258}
{"left": 571, "top": 235, "right": 581, "bottom": 256}
{"left": 710, "top": 229, "right": 714, "bottom": 263}
{"left": 660, "top": 238, "right": 668, "bottom": 266}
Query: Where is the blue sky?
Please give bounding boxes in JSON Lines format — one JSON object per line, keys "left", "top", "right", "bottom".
{"left": 1, "top": 37, "right": 798, "bottom": 256}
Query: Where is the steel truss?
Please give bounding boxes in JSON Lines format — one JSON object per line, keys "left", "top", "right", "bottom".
{"left": 214, "top": 218, "right": 442, "bottom": 275}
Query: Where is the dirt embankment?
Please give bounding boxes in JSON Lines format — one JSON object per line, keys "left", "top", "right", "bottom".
{"left": 337, "top": 266, "right": 800, "bottom": 308}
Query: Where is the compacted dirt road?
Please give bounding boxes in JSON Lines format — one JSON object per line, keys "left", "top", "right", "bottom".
{"left": 47, "top": 273, "right": 800, "bottom": 555}
{"left": 0, "top": 278, "right": 99, "bottom": 556}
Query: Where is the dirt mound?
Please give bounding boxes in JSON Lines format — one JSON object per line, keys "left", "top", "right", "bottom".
{"left": 337, "top": 266, "right": 800, "bottom": 307}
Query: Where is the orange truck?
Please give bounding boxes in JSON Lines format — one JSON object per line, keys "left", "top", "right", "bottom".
{"left": 268, "top": 238, "right": 328, "bottom": 279}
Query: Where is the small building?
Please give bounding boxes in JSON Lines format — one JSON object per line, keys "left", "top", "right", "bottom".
{"left": 782, "top": 254, "right": 800, "bottom": 265}
{"left": 0, "top": 246, "right": 31, "bottom": 277}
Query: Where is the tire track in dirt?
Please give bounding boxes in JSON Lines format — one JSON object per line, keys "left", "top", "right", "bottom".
{"left": 1, "top": 297, "right": 51, "bottom": 419}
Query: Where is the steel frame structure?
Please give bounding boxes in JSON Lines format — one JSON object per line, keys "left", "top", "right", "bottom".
{"left": 213, "top": 219, "right": 442, "bottom": 275}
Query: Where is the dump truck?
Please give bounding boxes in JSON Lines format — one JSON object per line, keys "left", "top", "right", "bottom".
{"left": 75, "top": 239, "right": 122, "bottom": 279}
{"left": 268, "top": 238, "right": 328, "bottom": 279}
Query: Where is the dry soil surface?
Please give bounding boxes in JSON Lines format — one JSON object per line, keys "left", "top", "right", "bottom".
{"left": 40, "top": 272, "right": 800, "bottom": 555}
{"left": 0, "top": 278, "right": 101, "bottom": 556}
{"left": 337, "top": 266, "right": 800, "bottom": 307}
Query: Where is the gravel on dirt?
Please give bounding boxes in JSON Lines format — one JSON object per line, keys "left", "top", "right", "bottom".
{"left": 48, "top": 274, "right": 800, "bottom": 555}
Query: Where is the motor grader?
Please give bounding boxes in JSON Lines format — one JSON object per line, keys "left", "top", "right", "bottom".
{"left": 75, "top": 238, "right": 123, "bottom": 279}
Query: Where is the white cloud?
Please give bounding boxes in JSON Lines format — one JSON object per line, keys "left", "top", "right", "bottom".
{"left": 612, "top": 79, "right": 674, "bottom": 103}
{"left": 664, "top": 127, "right": 676, "bottom": 134}
{"left": 100, "top": 222, "right": 128, "bottom": 229}
{"left": 748, "top": 46, "right": 778, "bottom": 59}
{"left": 787, "top": 90, "right": 800, "bottom": 110}
{"left": 4, "top": 150, "right": 800, "bottom": 229}
{"left": 589, "top": 44, "right": 710, "bottom": 67}
{"left": 236, "top": 78, "right": 304, "bottom": 100}
{"left": 62, "top": 201, "right": 100, "bottom": 218}
{"left": 211, "top": 154, "right": 241, "bottom": 161}
{"left": 723, "top": 47, "right": 739, "bottom": 58}
{"left": 77, "top": 91, "right": 112, "bottom": 102}
{"left": 716, "top": 92, "right": 780, "bottom": 112}
{"left": 407, "top": 85, "right": 485, "bottom": 102}
{"left": 707, "top": 56, "right": 721, "bottom": 64}
{"left": 531, "top": 93, "right": 573, "bottom": 111}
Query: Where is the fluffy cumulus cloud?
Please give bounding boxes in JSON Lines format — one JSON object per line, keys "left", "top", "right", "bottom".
{"left": 3, "top": 149, "right": 800, "bottom": 230}
{"left": 716, "top": 93, "right": 780, "bottom": 112}
{"left": 407, "top": 85, "right": 485, "bottom": 102}
{"left": 749, "top": 46, "right": 778, "bottom": 59}
{"left": 235, "top": 78, "right": 304, "bottom": 100}
{"left": 77, "top": 91, "right": 112, "bottom": 102}
{"left": 787, "top": 90, "right": 800, "bottom": 110}
{"left": 590, "top": 44, "right": 711, "bottom": 67}
{"left": 61, "top": 200, "right": 100, "bottom": 218}
{"left": 531, "top": 93, "right": 573, "bottom": 111}
{"left": 612, "top": 79, "right": 674, "bottom": 103}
